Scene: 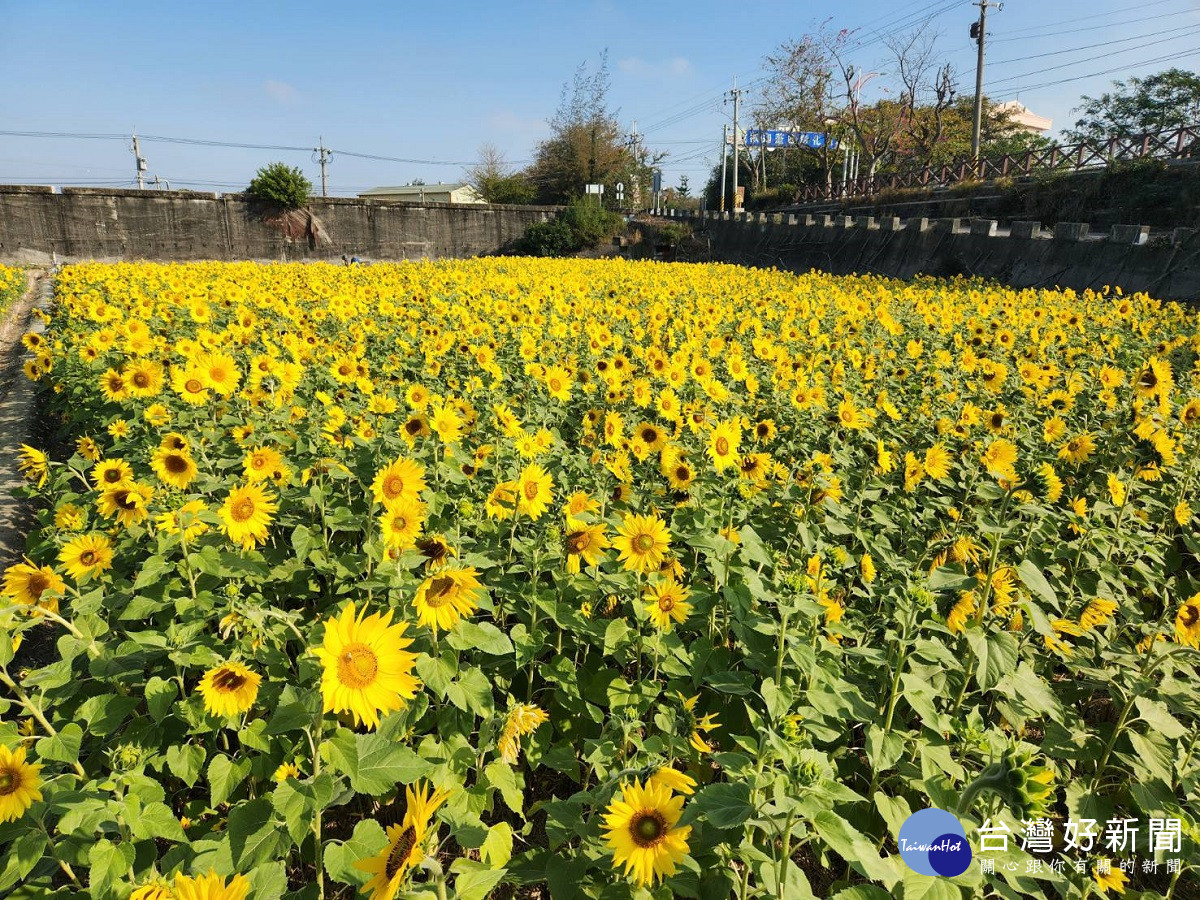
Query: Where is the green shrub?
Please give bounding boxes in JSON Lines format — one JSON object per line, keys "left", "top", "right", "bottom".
{"left": 517, "top": 218, "right": 576, "bottom": 256}
{"left": 247, "top": 162, "right": 312, "bottom": 209}
{"left": 560, "top": 199, "right": 624, "bottom": 248}
{"left": 655, "top": 222, "right": 691, "bottom": 247}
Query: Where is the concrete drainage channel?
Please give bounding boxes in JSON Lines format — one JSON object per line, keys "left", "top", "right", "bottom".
{"left": 0, "top": 271, "right": 51, "bottom": 566}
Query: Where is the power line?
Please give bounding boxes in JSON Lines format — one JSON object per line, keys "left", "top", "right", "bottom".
{"left": 987, "top": 26, "right": 1200, "bottom": 91}
{"left": 996, "top": 47, "right": 1200, "bottom": 96}
{"left": 989, "top": 22, "right": 1200, "bottom": 67}
{"left": 991, "top": 0, "right": 1186, "bottom": 40}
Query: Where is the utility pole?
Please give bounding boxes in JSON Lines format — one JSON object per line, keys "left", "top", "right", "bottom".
{"left": 971, "top": 1, "right": 997, "bottom": 159}
{"left": 726, "top": 79, "right": 744, "bottom": 212}
{"left": 131, "top": 131, "right": 146, "bottom": 189}
{"left": 314, "top": 138, "right": 332, "bottom": 197}
{"left": 719, "top": 124, "right": 728, "bottom": 212}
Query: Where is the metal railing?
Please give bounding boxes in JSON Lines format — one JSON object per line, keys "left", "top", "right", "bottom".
{"left": 796, "top": 124, "right": 1200, "bottom": 203}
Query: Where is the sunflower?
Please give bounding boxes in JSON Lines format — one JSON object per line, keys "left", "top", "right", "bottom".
{"left": 497, "top": 703, "right": 550, "bottom": 763}
{"left": 171, "top": 364, "right": 211, "bottom": 404}
{"left": 371, "top": 457, "right": 427, "bottom": 509}
{"left": 613, "top": 513, "right": 672, "bottom": 574}
{"left": 565, "top": 523, "right": 609, "bottom": 573}
{"left": 0, "top": 744, "right": 42, "bottom": 823}
{"left": 412, "top": 567, "right": 483, "bottom": 635}
{"left": 125, "top": 359, "right": 164, "bottom": 398}
{"left": 680, "top": 694, "right": 719, "bottom": 753}
{"left": 151, "top": 446, "right": 198, "bottom": 490}
{"left": 218, "top": 482, "right": 278, "bottom": 550}
{"left": 198, "top": 351, "right": 242, "bottom": 396}
{"left": 485, "top": 480, "right": 517, "bottom": 520}
{"left": 707, "top": 419, "right": 741, "bottom": 472}
{"left": 54, "top": 503, "right": 86, "bottom": 531}
{"left": 664, "top": 459, "right": 695, "bottom": 491}
{"left": 373, "top": 496, "right": 423, "bottom": 553}
{"left": 171, "top": 870, "right": 251, "bottom": 900}
{"left": 156, "top": 499, "right": 210, "bottom": 541}
{"left": 274, "top": 762, "right": 302, "bottom": 782}
{"left": 243, "top": 446, "right": 284, "bottom": 482}
{"left": 57, "top": 533, "right": 114, "bottom": 581}
{"left": 648, "top": 766, "right": 697, "bottom": 795}
{"left": 314, "top": 601, "right": 421, "bottom": 729}
{"left": 197, "top": 662, "right": 262, "bottom": 718}
{"left": 429, "top": 402, "right": 464, "bottom": 443}
{"left": 99, "top": 368, "right": 128, "bottom": 402}
{"left": 645, "top": 580, "right": 691, "bottom": 630}
{"left": 92, "top": 458, "right": 134, "bottom": 490}
{"left": 1093, "top": 861, "right": 1127, "bottom": 896}
{"left": 515, "top": 462, "right": 554, "bottom": 520}
{"left": 1, "top": 560, "right": 62, "bottom": 615}
{"left": 1134, "top": 357, "right": 1173, "bottom": 399}
{"left": 16, "top": 445, "right": 49, "bottom": 488}
{"left": 602, "top": 778, "right": 692, "bottom": 888}
{"left": 923, "top": 443, "right": 952, "bottom": 480}
{"left": 130, "top": 881, "right": 173, "bottom": 900}
{"left": 981, "top": 438, "right": 1018, "bottom": 481}
{"left": 356, "top": 781, "right": 452, "bottom": 899}
{"left": 1079, "top": 598, "right": 1118, "bottom": 630}
{"left": 1058, "top": 432, "right": 1096, "bottom": 465}
{"left": 1175, "top": 594, "right": 1200, "bottom": 648}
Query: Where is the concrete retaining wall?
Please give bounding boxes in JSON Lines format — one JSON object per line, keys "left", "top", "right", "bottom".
{"left": 0, "top": 185, "right": 559, "bottom": 263}
{"left": 660, "top": 209, "right": 1200, "bottom": 302}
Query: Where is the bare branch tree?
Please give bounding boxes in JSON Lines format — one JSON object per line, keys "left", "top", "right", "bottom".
{"left": 886, "top": 25, "right": 958, "bottom": 168}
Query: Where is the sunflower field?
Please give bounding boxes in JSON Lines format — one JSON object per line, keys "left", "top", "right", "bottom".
{"left": 2, "top": 258, "right": 1199, "bottom": 900}
{"left": 0, "top": 264, "right": 25, "bottom": 319}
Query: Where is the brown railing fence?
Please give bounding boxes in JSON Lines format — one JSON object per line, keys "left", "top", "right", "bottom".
{"left": 797, "top": 124, "right": 1200, "bottom": 203}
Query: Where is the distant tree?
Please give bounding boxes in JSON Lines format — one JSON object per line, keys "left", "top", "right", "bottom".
{"left": 467, "top": 143, "right": 535, "bottom": 204}
{"left": 527, "top": 53, "right": 661, "bottom": 206}
{"left": 1068, "top": 68, "right": 1200, "bottom": 142}
{"left": 246, "top": 162, "right": 311, "bottom": 209}
{"left": 757, "top": 29, "right": 849, "bottom": 197}
{"left": 677, "top": 174, "right": 690, "bottom": 198}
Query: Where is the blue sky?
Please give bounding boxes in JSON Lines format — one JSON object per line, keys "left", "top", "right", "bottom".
{"left": 2, "top": 0, "right": 1198, "bottom": 195}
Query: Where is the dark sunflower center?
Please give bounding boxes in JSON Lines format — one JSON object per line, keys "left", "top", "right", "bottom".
{"left": 212, "top": 668, "right": 247, "bottom": 691}
{"left": 27, "top": 574, "right": 48, "bottom": 597}
{"left": 1184, "top": 605, "right": 1200, "bottom": 627}
{"left": 103, "top": 469, "right": 122, "bottom": 484}
{"left": 384, "top": 475, "right": 405, "bottom": 498}
{"left": 659, "top": 596, "right": 675, "bottom": 611}
{"left": 0, "top": 769, "right": 16, "bottom": 795}
{"left": 631, "top": 811, "right": 667, "bottom": 847}
{"left": 715, "top": 437, "right": 730, "bottom": 455}
{"left": 633, "top": 534, "right": 655, "bottom": 553}
{"left": 114, "top": 491, "right": 138, "bottom": 511}
{"left": 1140, "top": 369, "right": 1157, "bottom": 389}
{"left": 132, "top": 373, "right": 150, "bottom": 388}
{"left": 641, "top": 428, "right": 656, "bottom": 443}
{"left": 384, "top": 825, "right": 418, "bottom": 879}
{"left": 523, "top": 481, "right": 540, "bottom": 500}
{"left": 675, "top": 466, "right": 690, "bottom": 481}
{"left": 80, "top": 550, "right": 97, "bottom": 566}
{"left": 165, "top": 454, "right": 190, "bottom": 474}
{"left": 428, "top": 576, "right": 456, "bottom": 602}
{"left": 185, "top": 378, "right": 204, "bottom": 393}
{"left": 417, "top": 539, "right": 446, "bottom": 561}
{"left": 405, "top": 419, "right": 422, "bottom": 435}
{"left": 566, "top": 532, "right": 589, "bottom": 554}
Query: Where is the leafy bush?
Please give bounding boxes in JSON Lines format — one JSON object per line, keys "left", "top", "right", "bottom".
{"left": 516, "top": 217, "right": 576, "bottom": 256}
{"left": 560, "top": 199, "right": 624, "bottom": 248}
{"left": 655, "top": 222, "right": 691, "bottom": 247}
{"left": 246, "top": 162, "right": 312, "bottom": 209}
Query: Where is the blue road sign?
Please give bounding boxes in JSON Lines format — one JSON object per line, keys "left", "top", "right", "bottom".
{"left": 744, "top": 129, "right": 839, "bottom": 150}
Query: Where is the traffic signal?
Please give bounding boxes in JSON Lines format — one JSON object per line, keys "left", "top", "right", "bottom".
{"left": 969, "top": 21, "right": 981, "bottom": 39}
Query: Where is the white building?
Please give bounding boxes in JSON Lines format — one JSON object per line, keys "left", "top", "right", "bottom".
{"left": 994, "top": 101, "right": 1052, "bottom": 136}
{"left": 358, "top": 183, "right": 485, "bottom": 204}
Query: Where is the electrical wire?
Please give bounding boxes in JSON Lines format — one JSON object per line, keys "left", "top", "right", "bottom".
{"left": 987, "top": 26, "right": 1200, "bottom": 91}
{"left": 988, "top": 22, "right": 1200, "bottom": 67}
{"left": 994, "top": 47, "right": 1200, "bottom": 96}
{"left": 991, "top": 0, "right": 1187, "bottom": 40}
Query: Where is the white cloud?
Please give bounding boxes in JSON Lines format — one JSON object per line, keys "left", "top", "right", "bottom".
{"left": 263, "top": 80, "right": 299, "bottom": 103}
{"left": 618, "top": 56, "right": 694, "bottom": 78}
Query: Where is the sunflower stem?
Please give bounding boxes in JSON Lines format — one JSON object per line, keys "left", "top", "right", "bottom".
{"left": 0, "top": 668, "right": 87, "bottom": 779}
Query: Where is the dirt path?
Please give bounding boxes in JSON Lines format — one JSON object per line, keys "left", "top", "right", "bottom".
{"left": 0, "top": 270, "right": 50, "bottom": 566}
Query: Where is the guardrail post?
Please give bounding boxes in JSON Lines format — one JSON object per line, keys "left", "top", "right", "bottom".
{"left": 1053, "top": 222, "right": 1090, "bottom": 241}
{"left": 1109, "top": 224, "right": 1149, "bottom": 245}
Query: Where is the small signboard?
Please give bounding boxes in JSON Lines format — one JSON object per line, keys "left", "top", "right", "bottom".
{"left": 651, "top": 171, "right": 662, "bottom": 193}
{"left": 585, "top": 183, "right": 605, "bottom": 194}
{"left": 744, "top": 129, "right": 839, "bottom": 150}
